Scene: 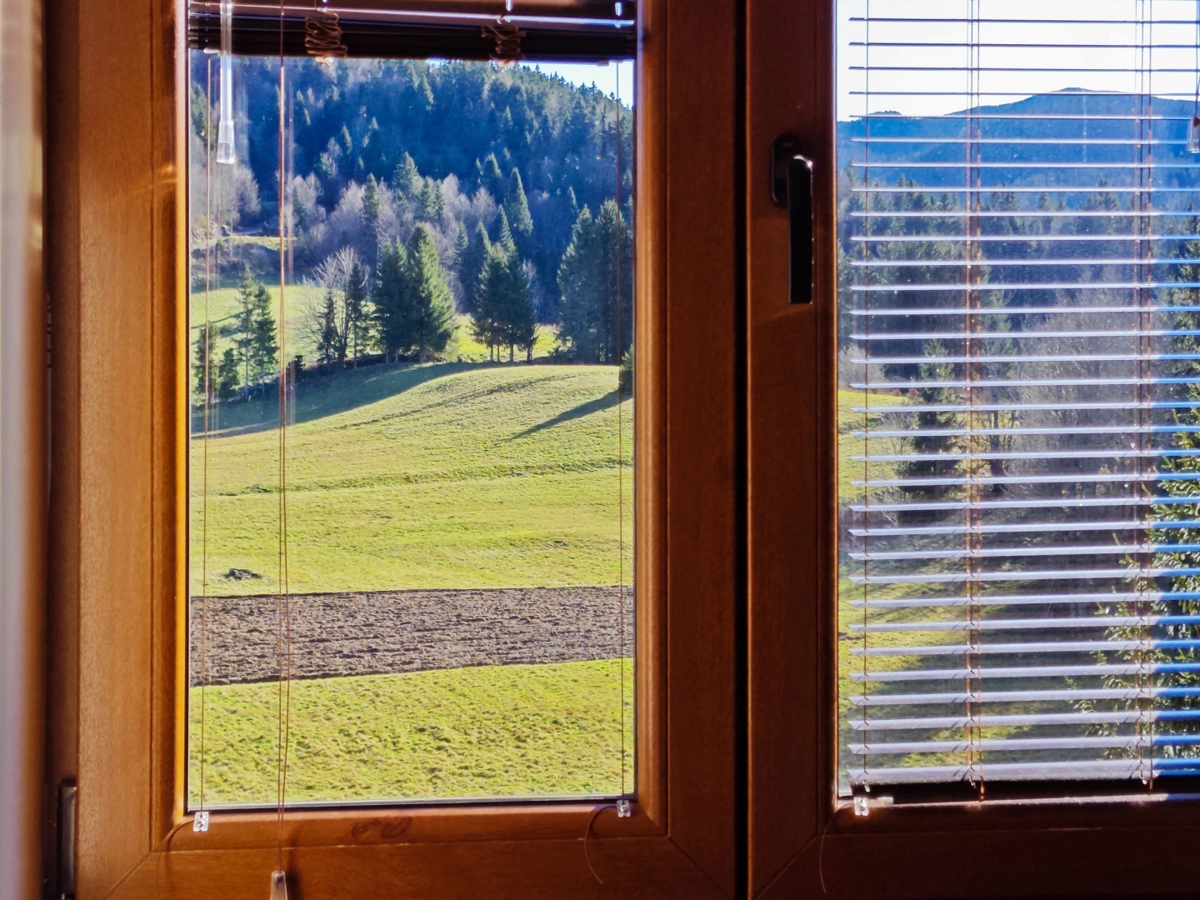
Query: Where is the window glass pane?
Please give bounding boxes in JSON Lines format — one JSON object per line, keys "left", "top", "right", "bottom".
{"left": 838, "top": 0, "right": 1200, "bottom": 798}
{"left": 188, "top": 54, "right": 634, "bottom": 807}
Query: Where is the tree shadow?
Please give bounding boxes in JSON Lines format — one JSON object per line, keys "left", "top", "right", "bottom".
{"left": 192, "top": 361, "right": 494, "bottom": 438}
{"left": 510, "top": 390, "right": 622, "bottom": 439}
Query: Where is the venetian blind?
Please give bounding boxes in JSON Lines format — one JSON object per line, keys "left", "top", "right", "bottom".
{"left": 839, "top": 0, "right": 1200, "bottom": 795}
{"left": 187, "top": 0, "right": 635, "bottom": 60}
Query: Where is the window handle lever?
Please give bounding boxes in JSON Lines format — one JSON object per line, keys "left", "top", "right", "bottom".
{"left": 771, "top": 134, "right": 814, "bottom": 305}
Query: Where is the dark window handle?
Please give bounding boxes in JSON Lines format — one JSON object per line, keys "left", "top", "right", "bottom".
{"left": 771, "top": 134, "right": 814, "bottom": 305}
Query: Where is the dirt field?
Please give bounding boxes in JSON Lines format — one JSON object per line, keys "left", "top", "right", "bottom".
{"left": 188, "top": 586, "right": 631, "bottom": 685}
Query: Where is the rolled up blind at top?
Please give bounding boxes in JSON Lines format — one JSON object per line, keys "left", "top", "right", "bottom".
{"left": 187, "top": 0, "right": 636, "bottom": 60}
{"left": 839, "top": 0, "right": 1200, "bottom": 797}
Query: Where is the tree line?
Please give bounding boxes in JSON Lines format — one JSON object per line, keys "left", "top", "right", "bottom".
{"left": 189, "top": 58, "right": 632, "bottom": 324}
{"left": 193, "top": 196, "right": 633, "bottom": 402}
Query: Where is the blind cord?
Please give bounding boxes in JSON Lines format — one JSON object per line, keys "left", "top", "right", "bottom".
{"left": 272, "top": 3, "right": 294, "bottom": 894}
{"left": 862, "top": 0, "right": 872, "bottom": 786}
{"left": 615, "top": 62, "right": 628, "bottom": 801}
{"left": 197, "top": 53, "right": 215, "bottom": 828}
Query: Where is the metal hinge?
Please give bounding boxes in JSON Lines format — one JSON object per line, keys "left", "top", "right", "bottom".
{"left": 57, "top": 782, "right": 76, "bottom": 900}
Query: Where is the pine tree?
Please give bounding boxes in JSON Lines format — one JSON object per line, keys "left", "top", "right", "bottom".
{"left": 453, "top": 222, "right": 470, "bottom": 269}
{"left": 506, "top": 167, "right": 533, "bottom": 237}
{"left": 362, "top": 173, "right": 381, "bottom": 227}
{"left": 374, "top": 238, "right": 410, "bottom": 361}
{"left": 897, "top": 341, "right": 960, "bottom": 525}
{"left": 473, "top": 246, "right": 508, "bottom": 360}
{"left": 250, "top": 282, "right": 278, "bottom": 390}
{"left": 422, "top": 177, "right": 444, "bottom": 221}
{"left": 404, "top": 224, "right": 456, "bottom": 362}
{"left": 194, "top": 323, "right": 216, "bottom": 404}
{"left": 316, "top": 288, "right": 340, "bottom": 368}
{"left": 393, "top": 152, "right": 421, "bottom": 198}
{"left": 457, "top": 222, "right": 490, "bottom": 315}
{"left": 497, "top": 257, "right": 537, "bottom": 362}
{"left": 345, "top": 259, "right": 369, "bottom": 366}
{"left": 232, "top": 266, "right": 260, "bottom": 398}
{"left": 217, "top": 348, "right": 240, "bottom": 401}
{"left": 479, "top": 152, "right": 504, "bottom": 199}
{"left": 557, "top": 200, "right": 633, "bottom": 363}
{"left": 495, "top": 207, "right": 517, "bottom": 258}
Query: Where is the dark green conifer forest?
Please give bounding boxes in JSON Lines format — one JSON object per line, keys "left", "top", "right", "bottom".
{"left": 191, "top": 56, "right": 633, "bottom": 378}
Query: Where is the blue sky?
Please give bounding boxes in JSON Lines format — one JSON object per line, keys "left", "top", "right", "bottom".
{"left": 839, "top": 0, "right": 1200, "bottom": 119}
{"left": 522, "top": 61, "right": 634, "bottom": 106}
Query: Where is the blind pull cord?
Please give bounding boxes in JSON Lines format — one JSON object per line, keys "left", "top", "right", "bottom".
{"left": 271, "top": 2, "right": 294, "bottom": 894}
{"left": 584, "top": 64, "right": 632, "bottom": 886}
{"left": 615, "top": 61, "right": 628, "bottom": 802}
{"left": 193, "top": 53, "right": 217, "bottom": 837}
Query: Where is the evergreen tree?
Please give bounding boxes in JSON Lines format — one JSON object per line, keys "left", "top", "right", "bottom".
{"left": 362, "top": 173, "right": 381, "bottom": 227}
{"left": 494, "top": 257, "right": 537, "bottom": 362}
{"left": 404, "top": 224, "right": 456, "bottom": 362}
{"left": 897, "top": 341, "right": 961, "bottom": 524}
{"left": 250, "top": 282, "right": 279, "bottom": 390}
{"left": 393, "top": 152, "right": 421, "bottom": 198}
{"left": 457, "top": 222, "right": 490, "bottom": 315}
{"left": 374, "top": 238, "right": 410, "bottom": 361}
{"left": 422, "top": 177, "right": 444, "bottom": 221}
{"left": 557, "top": 200, "right": 633, "bottom": 363}
{"left": 506, "top": 167, "right": 533, "bottom": 237}
{"left": 217, "top": 348, "right": 240, "bottom": 401}
{"left": 495, "top": 207, "right": 517, "bottom": 257}
{"left": 473, "top": 245, "right": 509, "bottom": 360}
{"left": 232, "top": 266, "right": 260, "bottom": 397}
{"left": 316, "top": 288, "right": 340, "bottom": 368}
{"left": 345, "top": 259, "right": 370, "bottom": 366}
{"left": 310, "top": 246, "right": 367, "bottom": 367}
{"left": 478, "top": 152, "right": 504, "bottom": 199}
{"left": 194, "top": 323, "right": 216, "bottom": 404}
{"left": 453, "top": 222, "right": 470, "bottom": 269}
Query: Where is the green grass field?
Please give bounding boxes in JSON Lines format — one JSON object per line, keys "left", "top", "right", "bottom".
{"left": 190, "top": 288, "right": 561, "bottom": 367}
{"left": 189, "top": 659, "right": 634, "bottom": 806}
{"left": 189, "top": 360, "right": 634, "bottom": 803}
{"left": 190, "top": 361, "right": 633, "bottom": 595}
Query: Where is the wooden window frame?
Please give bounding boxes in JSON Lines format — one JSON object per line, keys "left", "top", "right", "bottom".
{"left": 44, "top": 0, "right": 743, "bottom": 895}
{"left": 746, "top": 2, "right": 1200, "bottom": 897}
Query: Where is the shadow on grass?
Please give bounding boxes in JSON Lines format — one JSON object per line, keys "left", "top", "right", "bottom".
{"left": 192, "top": 361, "right": 494, "bottom": 437}
{"left": 510, "top": 390, "right": 622, "bottom": 439}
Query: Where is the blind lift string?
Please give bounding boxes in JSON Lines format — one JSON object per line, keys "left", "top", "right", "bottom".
{"left": 194, "top": 53, "right": 216, "bottom": 838}
{"left": 271, "top": 0, "right": 294, "bottom": 895}
{"left": 585, "top": 63, "right": 630, "bottom": 887}
{"left": 615, "top": 60, "right": 627, "bottom": 803}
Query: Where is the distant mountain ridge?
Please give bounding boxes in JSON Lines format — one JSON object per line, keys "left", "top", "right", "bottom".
{"left": 837, "top": 90, "right": 1200, "bottom": 197}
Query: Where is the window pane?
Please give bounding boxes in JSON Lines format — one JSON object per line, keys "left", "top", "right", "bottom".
{"left": 188, "top": 55, "right": 635, "bottom": 807}
{"left": 838, "top": 0, "right": 1200, "bottom": 798}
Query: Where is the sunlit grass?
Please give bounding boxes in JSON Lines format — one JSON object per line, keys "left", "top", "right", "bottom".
{"left": 189, "top": 362, "right": 634, "bottom": 595}
{"left": 188, "top": 659, "right": 635, "bottom": 806}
